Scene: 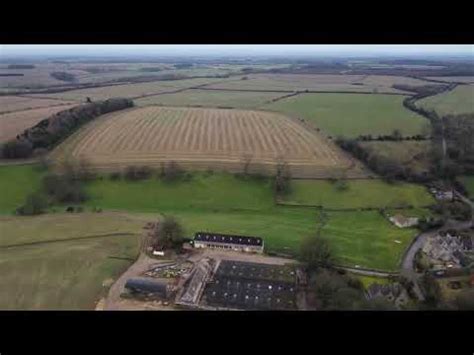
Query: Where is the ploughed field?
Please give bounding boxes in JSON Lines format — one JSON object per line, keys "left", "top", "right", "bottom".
{"left": 53, "top": 106, "right": 366, "bottom": 178}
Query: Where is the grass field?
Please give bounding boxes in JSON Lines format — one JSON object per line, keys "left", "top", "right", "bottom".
{"left": 0, "top": 165, "right": 419, "bottom": 271}
{"left": 135, "top": 89, "right": 284, "bottom": 108}
{"left": 263, "top": 93, "right": 427, "bottom": 138}
{"left": 52, "top": 106, "right": 359, "bottom": 178}
{"left": 417, "top": 85, "right": 474, "bottom": 116}
{"left": 0, "top": 165, "right": 44, "bottom": 214}
{"left": 281, "top": 179, "right": 434, "bottom": 209}
{"left": 359, "top": 141, "right": 432, "bottom": 174}
{"left": 0, "top": 213, "right": 143, "bottom": 309}
{"left": 0, "top": 104, "right": 78, "bottom": 143}
{"left": 321, "top": 211, "right": 417, "bottom": 271}
{"left": 458, "top": 176, "right": 474, "bottom": 199}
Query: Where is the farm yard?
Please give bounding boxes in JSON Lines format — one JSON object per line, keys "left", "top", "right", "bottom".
{"left": 416, "top": 84, "right": 474, "bottom": 116}
{"left": 0, "top": 213, "right": 143, "bottom": 309}
{"left": 52, "top": 106, "right": 364, "bottom": 178}
{"left": 263, "top": 93, "right": 428, "bottom": 138}
{"left": 281, "top": 179, "right": 435, "bottom": 209}
{"left": 135, "top": 89, "right": 285, "bottom": 108}
{"left": 0, "top": 104, "right": 78, "bottom": 143}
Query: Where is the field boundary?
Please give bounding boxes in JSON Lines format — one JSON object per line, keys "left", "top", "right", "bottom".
{"left": 193, "top": 87, "right": 410, "bottom": 96}
{"left": 0, "top": 231, "right": 140, "bottom": 250}
{"left": 274, "top": 199, "right": 433, "bottom": 211}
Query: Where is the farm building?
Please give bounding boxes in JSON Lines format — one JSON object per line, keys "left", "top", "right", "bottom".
{"left": 193, "top": 232, "right": 264, "bottom": 253}
{"left": 201, "top": 260, "right": 298, "bottom": 310}
{"left": 124, "top": 278, "right": 169, "bottom": 299}
{"left": 389, "top": 214, "right": 419, "bottom": 228}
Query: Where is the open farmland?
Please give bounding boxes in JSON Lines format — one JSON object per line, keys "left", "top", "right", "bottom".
{"left": 417, "top": 85, "right": 474, "bottom": 116}
{"left": 0, "top": 95, "right": 74, "bottom": 114}
{"left": 53, "top": 106, "right": 366, "bottom": 178}
{"left": 29, "top": 77, "right": 226, "bottom": 102}
{"left": 0, "top": 212, "right": 143, "bottom": 309}
{"left": 281, "top": 179, "right": 434, "bottom": 209}
{"left": 204, "top": 74, "right": 436, "bottom": 94}
{"left": 135, "top": 89, "right": 286, "bottom": 108}
{"left": 0, "top": 104, "right": 78, "bottom": 143}
{"left": 263, "top": 93, "right": 428, "bottom": 138}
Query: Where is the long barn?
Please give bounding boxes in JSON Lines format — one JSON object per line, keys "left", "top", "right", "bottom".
{"left": 193, "top": 232, "right": 264, "bottom": 253}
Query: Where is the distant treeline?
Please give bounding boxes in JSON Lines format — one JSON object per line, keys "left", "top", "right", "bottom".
{"left": 0, "top": 73, "right": 24, "bottom": 77}
{"left": 1, "top": 98, "right": 134, "bottom": 159}
{"left": 50, "top": 71, "right": 77, "bottom": 82}
{"left": 7, "top": 64, "right": 35, "bottom": 69}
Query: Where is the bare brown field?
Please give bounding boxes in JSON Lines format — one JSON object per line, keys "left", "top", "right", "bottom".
{"left": 52, "top": 106, "right": 367, "bottom": 178}
{"left": 28, "top": 77, "right": 226, "bottom": 102}
{"left": 0, "top": 104, "right": 78, "bottom": 143}
{"left": 0, "top": 95, "right": 74, "bottom": 114}
{"left": 203, "top": 74, "right": 433, "bottom": 94}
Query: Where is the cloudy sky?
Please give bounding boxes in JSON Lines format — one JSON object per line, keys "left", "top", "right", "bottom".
{"left": 1, "top": 45, "right": 472, "bottom": 57}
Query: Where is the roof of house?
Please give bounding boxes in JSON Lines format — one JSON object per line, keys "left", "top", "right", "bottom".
{"left": 194, "top": 232, "right": 263, "bottom": 246}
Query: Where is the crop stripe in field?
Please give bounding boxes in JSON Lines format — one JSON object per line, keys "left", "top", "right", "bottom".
{"left": 131, "top": 108, "right": 161, "bottom": 152}
{"left": 249, "top": 112, "right": 270, "bottom": 153}
{"left": 177, "top": 108, "right": 194, "bottom": 151}
{"left": 172, "top": 108, "right": 194, "bottom": 151}
{"left": 134, "top": 108, "right": 162, "bottom": 152}
{"left": 121, "top": 109, "right": 157, "bottom": 152}
{"left": 151, "top": 109, "right": 173, "bottom": 151}
{"left": 71, "top": 112, "right": 117, "bottom": 156}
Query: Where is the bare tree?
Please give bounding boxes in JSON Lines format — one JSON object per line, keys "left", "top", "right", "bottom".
{"left": 241, "top": 153, "right": 253, "bottom": 175}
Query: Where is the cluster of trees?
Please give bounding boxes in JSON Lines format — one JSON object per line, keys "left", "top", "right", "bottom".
{"left": 429, "top": 200, "right": 472, "bottom": 221}
{"left": 336, "top": 137, "right": 427, "bottom": 182}
{"left": 357, "top": 131, "right": 427, "bottom": 142}
{"left": 298, "top": 234, "right": 396, "bottom": 310}
{"left": 274, "top": 161, "right": 291, "bottom": 196}
{"left": 108, "top": 162, "right": 185, "bottom": 182}
{"left": 50, "top": 71, "right": 77, "bottom": 82}
{"left": 2, "top": 98, "right": 133, "bottom": 159}
{"left": 16, "top": 162, "right": 90, "bottom": 216}
{"left": 150, "top": 216, "right": 184, "bottom": 251}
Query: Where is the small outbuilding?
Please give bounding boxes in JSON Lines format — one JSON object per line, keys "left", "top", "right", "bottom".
{"left": 124, "top": 278, "right": 168, "bottom": 298}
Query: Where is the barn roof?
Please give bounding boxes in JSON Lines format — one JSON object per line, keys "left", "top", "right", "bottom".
{"left": 194, "top": 232, "right": 263, "bottom": 246}
{"left": 125, "top": 278, "right": 168, "bottom": 294}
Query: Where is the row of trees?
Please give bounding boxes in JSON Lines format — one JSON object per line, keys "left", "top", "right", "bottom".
{"left": 2, "top": 98, "right": 134, "bottom": 160}
{"left": 357, "top": 130, "right": 427, "bottom": 142}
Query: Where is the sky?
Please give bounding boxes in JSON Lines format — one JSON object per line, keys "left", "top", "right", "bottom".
{"left": 0, "top": 45, "right": 472, "bottom": 58}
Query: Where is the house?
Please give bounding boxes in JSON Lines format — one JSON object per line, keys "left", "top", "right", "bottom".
{"left": 193, "top": 232, "right": 264, "bottom": 253}
{"left": 429, "top": 187, "right": 454, "bottom": 201}
{"left": 366, "top": 283, "right": 409, "bottom": 308}
{"left": 422, "top": 233, "right": 473, "bottom": 269}
{"left": 389, "top": 214, "right": 419, "bottom": 228}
